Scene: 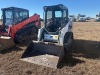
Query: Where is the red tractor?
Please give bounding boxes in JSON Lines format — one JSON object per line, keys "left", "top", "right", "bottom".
{"left": 0, "top": 7, "right": 40, "bottom": 51}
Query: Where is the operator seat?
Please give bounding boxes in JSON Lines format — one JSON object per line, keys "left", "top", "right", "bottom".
{"left": 46, "top": 18, "right": 59, "bottom": 32}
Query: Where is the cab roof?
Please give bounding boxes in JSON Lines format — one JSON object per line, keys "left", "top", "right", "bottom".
{"left": 43, "top": 4, "right": 68, "bottom": 11}
{"left": 1, "top": 7, "right": 29, "bottom": 11}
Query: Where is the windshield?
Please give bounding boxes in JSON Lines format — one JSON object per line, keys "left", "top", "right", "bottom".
{"left": 55, "top": 11, "right": 62, "bottom": 17}
{"left": 46, "top": 10, "right": 62, "bottom": 24}
{"left": 15, "top": 10, "right": 28, "bottom": 24}
{"left": 45, "top": 10, "right": 62, "bottom": 32}
{"left": 5, "top": 10, "right": 13, "bottom": 26}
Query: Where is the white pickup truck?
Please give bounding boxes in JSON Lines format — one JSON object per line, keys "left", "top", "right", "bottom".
{"left": 69, "top": 15, "right": 76, "bottom": 22}
{"left": 78, "top": 15, "right": 86, "bottom": 22}
{"left": 96, "top": 14, "right": 100, "bottom": 21}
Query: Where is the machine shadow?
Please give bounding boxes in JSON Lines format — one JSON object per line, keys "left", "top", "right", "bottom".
{"left": 59, "top": 39, "right": 100, "bottom": 68}
{"left": 59, "top": 54, "right": 85, "bottom": 68}
{"left": 0, "top": 46, "right": 23, "bottom": 54}
{"left": 70, "top": 39, "right": 100, "bottom": 59}
{"left": 0, "top": 41, "right": 33, "bottom": 54}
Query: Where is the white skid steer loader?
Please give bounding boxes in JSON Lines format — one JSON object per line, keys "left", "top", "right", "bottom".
{"left": 21, "top": 4, "right": 73, "bottom": 69}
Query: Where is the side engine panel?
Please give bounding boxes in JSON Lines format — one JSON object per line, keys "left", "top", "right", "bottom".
{"left": 59, "top": 19, "right": 73, "bottom": 45}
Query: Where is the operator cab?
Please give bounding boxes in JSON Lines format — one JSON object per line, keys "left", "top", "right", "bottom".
{"left": 43, "top": 4, "right": 68, "bottom": 33}
{"left": 1, "top": 7, "right": 29, "bottom": 29}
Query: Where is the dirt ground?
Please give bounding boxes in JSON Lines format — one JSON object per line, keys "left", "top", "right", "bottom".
{"left": 0, "top": 20, "right": 100, "bottom": 75}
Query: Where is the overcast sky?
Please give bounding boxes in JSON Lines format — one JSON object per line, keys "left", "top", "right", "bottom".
{"left": 0, "top": 0, "right": 100, "bottom": 18}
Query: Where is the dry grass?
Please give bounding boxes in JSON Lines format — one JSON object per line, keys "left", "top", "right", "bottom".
{"left": 0, "top": 21, "right": 100, "bottom": 75}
